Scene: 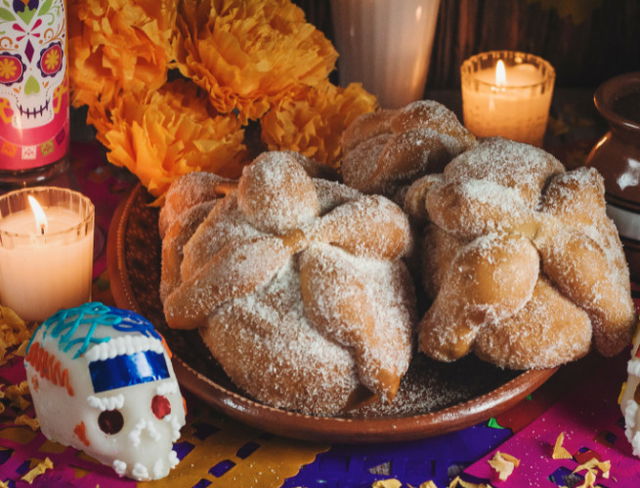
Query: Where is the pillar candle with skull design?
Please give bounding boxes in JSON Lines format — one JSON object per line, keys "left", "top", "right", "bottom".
{"left": 0, "top": 0, "right": 69, "bottom": 183}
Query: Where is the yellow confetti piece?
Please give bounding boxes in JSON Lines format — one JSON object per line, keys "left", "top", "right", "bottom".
{"left": 6, "top": 393, "right": 30, "bottom": 411}
{"left": 0, "top": 481, "right": 8, "bottom": 488}
{"left": 447, "top": 476, "right": 491, "bottom": 488}
{"left": 574, "top": 469, "right": 597, "bottom": 488}
{"left": 15, "top": 340, "right": 28, "bottom": 357}
{"left": 488, "top": 451, "right": 520, "bottom": 481}
{"left": 6, "top": 381, "right": 29, "bottom": 396}
{"left": 552, "top": 432, "right": 573, "bottom": 460}
{"left": 573, "top": 458, "right": 611, "bottom": 479}
{"left": 15, "top": 414, "right": 39, "bottom": 431}
{"left": 420, "top": 482, "right": 439, "bottom": 488}
{"left": 21, "top": 457, "right": 53, "bottom": 484}
{"left": 372, "top": 480, "right": 402, "bottom": 488}
{"left": 619, "top": 382, "right": 627, "bottom": 405}
{"left": 5, "top": 380, "right": 31, "bottom": 411}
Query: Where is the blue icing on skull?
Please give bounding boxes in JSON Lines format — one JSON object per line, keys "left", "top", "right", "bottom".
{"left": 27, "top": 302, "right": 162, "bottom": 359}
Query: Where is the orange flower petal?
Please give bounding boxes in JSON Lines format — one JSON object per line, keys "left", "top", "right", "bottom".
{"left": 261, "top": 82, "right": 377, "bottom": 167}
{"left": 98, "top": 80, "right": 248, "bottom": 199}
{"left": 69, "top": 0, "right": 177, "bottom": 109}
{"left": 172, "top": 0, "right": 337, "bottom": 122}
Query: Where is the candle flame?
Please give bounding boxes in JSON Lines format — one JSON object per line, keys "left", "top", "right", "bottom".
{"left": 27, "top": 196, "right": 48, "bottom": 235}
{"left": 495, "top": 60, "right": 507, "bottom": 86}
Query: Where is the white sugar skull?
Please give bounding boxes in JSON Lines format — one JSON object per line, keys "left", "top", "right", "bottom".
{"left": 24, "top": 303, "right": 186, "bottom": 481}
{"left": 0, "top": 0, "right": 67, "bottom": 129}
{"left": 621, "top": 325, "right": 640, "bottom": 457}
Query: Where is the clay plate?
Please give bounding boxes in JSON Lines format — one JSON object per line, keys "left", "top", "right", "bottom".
{"left": 107, "top": 184, "right": 557, "bottom": 443}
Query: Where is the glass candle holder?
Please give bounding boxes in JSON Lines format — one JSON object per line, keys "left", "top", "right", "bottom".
{"left": 461, "top": 51, "right": 555, "bottom": 146}
{"left": 0, "top": 187, "right": 94, "bottom": 321}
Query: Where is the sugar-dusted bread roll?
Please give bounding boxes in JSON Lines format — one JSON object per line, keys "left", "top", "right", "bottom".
{"left": 341, "top": 100, "right": 476, "bottom": 198}
{"left": 406, "top": 137, "right": 635, "bottom": 369}
{"left": 160, "top": 151, "right": 416, "bottom": 415}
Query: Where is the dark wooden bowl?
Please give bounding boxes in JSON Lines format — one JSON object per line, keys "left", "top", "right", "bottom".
{"left": 107, "top": 184, "right": 557, "bottom": 443}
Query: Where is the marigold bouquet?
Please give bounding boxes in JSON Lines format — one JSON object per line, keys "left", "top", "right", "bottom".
{"left": 69, "top": 0, "right": 377, "bottom": 200}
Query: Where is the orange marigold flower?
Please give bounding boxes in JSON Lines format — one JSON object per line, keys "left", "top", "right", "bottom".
{"left": 96, "top": 80, "right": 248, "bottom": 200}
{"left": 172, "top": 0, "right": 337, "bottom": 122}
{"left": 68, "top": 0, "right": 177, "bottom": 109}
{"left": 260, "top": 82, "right": 377, "bottom": 167}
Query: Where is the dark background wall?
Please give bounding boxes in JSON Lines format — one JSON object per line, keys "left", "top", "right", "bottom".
{"left": 296, "top": 0, "right": 640, "bottom": 91}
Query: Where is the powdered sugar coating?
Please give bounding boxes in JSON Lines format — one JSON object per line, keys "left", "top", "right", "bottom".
{"left": 161, "top": 151, "right": 416, "bottom": 415}
{"left": 412, "top": 137, "right": 635, "bottom": 369}
{"left": 159, "top": 172, "right": 233, "bottom": 238}
{"left": 442, "top": 137, "right": 564, "bottom": 207}
{"left": 341, "top": 100, "right": 476, "bottom": 197}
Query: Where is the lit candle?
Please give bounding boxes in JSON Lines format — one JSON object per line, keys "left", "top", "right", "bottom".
{"left": 461, "top": 51, "right": 555, "bottom": 146}
{"left": 0, "top": 187, "right": 94, "bottom": 321}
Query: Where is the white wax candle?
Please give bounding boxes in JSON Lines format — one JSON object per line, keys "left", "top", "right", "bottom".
{"left": 461, "top": 56, "right": 554, "bottom": 146}
{"left": 0, "top": 206, "right": 94, "bottom": 321}
{"left": 473, "top": 63, "right": 543, "bottom": 87}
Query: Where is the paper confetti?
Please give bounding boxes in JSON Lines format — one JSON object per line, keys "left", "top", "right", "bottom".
{"left": 372, "top": 479, "right": 402, "bottom": 488}
{"left": 573, "top": 457, "right": 611, "bottom": 479}
{"left": 15, "top": 414, "right": 39, "bottom": 431}
{"left": 21, "top": 456, "right": 53, "bottom": 483}
{"left": 488, "top": 451, "right": 520, "bottom": 481}
{"left": 552, "top": 432, "right": 573, "bottom": 459}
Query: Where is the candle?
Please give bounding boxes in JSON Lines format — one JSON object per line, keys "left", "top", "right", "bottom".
{"left": 0, "top": 187, "right": 94, "bottom": 321}
{"left": 461, "top": 51, "right": 555, "bottom": 146}
{"left": 331, "top": 0, "right": 441, "bottom": 109}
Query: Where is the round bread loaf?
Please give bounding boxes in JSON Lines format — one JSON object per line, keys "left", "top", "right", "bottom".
{"left": 405, "top": 137, "right": 635, "bottom": 369}
{"left": 160, "top": 152, "right": 416, "bottom": 415}
{"left": 341, "top": 100, "right": 477, "bottom": 198}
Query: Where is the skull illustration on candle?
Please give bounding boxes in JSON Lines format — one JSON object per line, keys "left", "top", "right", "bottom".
{"left": 0, "top": 0, "right": 67, "bottom": 129}
{"left": 0, "top": 0, "right": 68, "bottom": 129}
{"left": 24, "top": 303, "right": 186, "bottom": 481}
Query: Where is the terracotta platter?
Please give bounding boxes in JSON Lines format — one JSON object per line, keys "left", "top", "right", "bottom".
{"left": 107, "top": 184, "right": 557, "bottom": 443}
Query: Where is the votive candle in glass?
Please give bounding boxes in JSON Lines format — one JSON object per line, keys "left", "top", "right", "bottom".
{"left": 0, "top": 187, "right": 94, "bottom": 321}
{"left": 461, "top": 51, "right": 555, "bottom": 146}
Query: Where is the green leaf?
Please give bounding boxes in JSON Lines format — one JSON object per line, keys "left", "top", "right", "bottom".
{"left": 38, "top": 0, "right": 53, "bottom": 17}
{"left": 487, "top": 417, "right": 506, "bottom": 429}
{"left": 0, "top": 7, "right": 15, "bottom": 21}
{"left": 16, "top": 6, "right": 36, "bottom": 25}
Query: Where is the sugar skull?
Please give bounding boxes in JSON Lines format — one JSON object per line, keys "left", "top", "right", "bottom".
{"left": 24, "top": 303, "right": 186, "bottom": 481}
{"left": 622, "top": 326, "right": 640, "bottom": 457}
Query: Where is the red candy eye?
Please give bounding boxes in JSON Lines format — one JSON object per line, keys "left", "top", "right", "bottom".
{"left": 152, "top": 395, "right": 171, "bottom": 419}
{"left": 98, "top": 409, "right": 124, "bottom": 434}
{"left": 0, "top": 53, "right": 25, "bottom": 85}
{"left": 37, "top": 42, "right": 63, "bottom": 77}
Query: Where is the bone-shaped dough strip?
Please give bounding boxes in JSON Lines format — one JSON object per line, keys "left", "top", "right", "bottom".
{"left": 159, "top": 172, "right": 235, "bottom": 238}
{"left": 160, "top": 200, "right": 215, "bottom": 302}
{"left": 164, "top": 236, "right": 290, "bottom": 329}
{"left": 419, "top": 233, "right": 539, "bottom": 361}
{"left": 534, "top": 226, "right": 635, "bottom": 357}
{"left": 299, "top": 246, "right": 404, "bottom": 400}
